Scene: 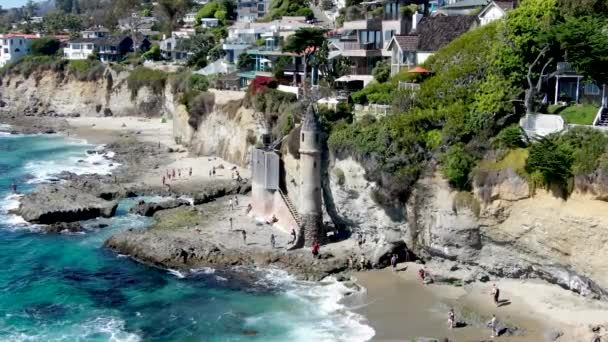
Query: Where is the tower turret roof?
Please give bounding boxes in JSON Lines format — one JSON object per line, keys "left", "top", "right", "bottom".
{"left": 301, "top": 104, "right": 321, "bottom": 132}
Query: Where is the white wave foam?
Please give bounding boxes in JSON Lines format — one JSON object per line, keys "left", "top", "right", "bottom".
{"left": 255, "top": 268, "right": 375, "bottom": 342}
{"left": 0, "top": 123, "right": 11, "bottom": 131}
{"left": 167, "top": 269, "right": 186, "bottom": 278}
{"left": 0, "top": 316, "right": 140, "bottom": 342}
{"left": 191, "top": 267, "right": 215, "bottom": 275}
{"left": 24, "top": 149, "right": 119, "bottom": 184}
{"left": 0, "top": 194, "right": 39, "bottom": 232}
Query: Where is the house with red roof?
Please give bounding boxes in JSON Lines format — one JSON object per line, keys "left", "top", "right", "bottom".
{"left": 0, "top": 33, "right": 38, "bottom": 67}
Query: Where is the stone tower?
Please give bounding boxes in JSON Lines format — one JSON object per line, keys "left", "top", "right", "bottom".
{"left": 298, "top": 104, "right": 325, "bottom": 246}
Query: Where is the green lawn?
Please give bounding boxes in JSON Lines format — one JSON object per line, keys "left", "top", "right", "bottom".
{"left": 547, "top": 104, "right": 599, "bottom": 125}
{"left": 477, "top": 148, "right": 529, "bottom": 174}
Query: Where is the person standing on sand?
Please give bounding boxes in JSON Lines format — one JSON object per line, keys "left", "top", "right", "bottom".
{"left": 242, "top": 230, "right": 247, "bottom": 245}
{"left": 289, "top": 228, "right": 296, "bottom": 244}
{"left": 162, "top": 176, "right": 166, "bottom": 186}
{"left": 212, "top": 167, "right": 216, "bottom": 176}
{"left": 229, "top": 217, "right": 233, "bottom": 230}
{"left": 172, "top": 169, "right": 176, "bottom": 178}
{"left": 390, "top": 254, "right": 398, "bottom": 271}
{"left": 489, "top": 314, "right": 498, "bottom": 338}
{"left": 448, "top": 308, "right": 455, "bottom": 329}
{"left": 189, "top": 167, "right": 192, "bottom": 177}
{"left": 311, "top": 240, "right": 320, "bottom": 258}
{"left": 234, "top": 196, "right": 239, "bottom": 206}
{"left": 491, "top": 284, "right": 500, "bottom": 306}
{"left": 229, "top": 198, "right": 233, "bottom": 211}
{"left": 270, "top": 234, "right": 276, "bottom": 249}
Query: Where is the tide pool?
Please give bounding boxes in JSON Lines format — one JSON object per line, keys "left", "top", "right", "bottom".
{"left": 0, "top": 129, "right": 374, "bottom": 342}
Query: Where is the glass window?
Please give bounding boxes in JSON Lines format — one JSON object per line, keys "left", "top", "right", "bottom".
{"left": 584, "top": 83, "right": 600, "bottom": 96}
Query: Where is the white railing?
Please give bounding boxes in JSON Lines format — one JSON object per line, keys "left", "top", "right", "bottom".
{"left": 593, "top": 106, "right": 604, "bottom": 126}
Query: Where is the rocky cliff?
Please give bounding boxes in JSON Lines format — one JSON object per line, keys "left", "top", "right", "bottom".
{"left": 0, "top": 68, "right": 173, "bottom": 118}
{"left": 326, "top": 158, "right": 608, "bottom": 300}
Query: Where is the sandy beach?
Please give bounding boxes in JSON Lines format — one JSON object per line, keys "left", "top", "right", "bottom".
{"left": 354, "top": 264, "right": 608, "bottom": 341}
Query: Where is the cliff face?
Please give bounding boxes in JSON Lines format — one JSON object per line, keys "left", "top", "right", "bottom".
{"left": 324, "top": 156, "right": 608, "bottom": 299}
{"left": 172, "top": 90, "right": 261, "bottom": 167}
{"left": 0, "top": 69, "right": 172, "bottom": 118}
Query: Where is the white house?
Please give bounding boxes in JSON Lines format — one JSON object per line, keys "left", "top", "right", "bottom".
{"left": 199, "top": 18, "right": 220, "bottom": 28}
{"left": 478, "top": 1, "right": 515, "bottom": 26}
{"left": 63, "top": 38, "right": 97, "bottom": 60}
{"left": 183, "top": 12, "right": 198, "bottom": 26}
{"left": 0, "top": 33, "right": 36, "bottom": 67}
{"left": 81, "top": 26, "right": 109, "bottom": 39}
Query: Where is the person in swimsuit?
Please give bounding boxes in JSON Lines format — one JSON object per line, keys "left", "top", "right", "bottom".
{"left": 448, "top": 308, "right": 455, "bottom": 329}
{"left": 491, "top": 284, "right": 500, "bottom": 306}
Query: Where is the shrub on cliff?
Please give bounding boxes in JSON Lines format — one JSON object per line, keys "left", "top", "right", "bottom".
{"left": 30, "top": 37, "right": 61, "bottom": 56}
{"left": 0, "top": 55, "right": 67, "bottom": 79}
{"left": 441, "top": 144, "right": 476, "bottom": 190}
{"left": 127, "top": 67, "right": 168, "bottom": 100}
{"left": 67, "top": 60, "right": 105, "bottom": 81}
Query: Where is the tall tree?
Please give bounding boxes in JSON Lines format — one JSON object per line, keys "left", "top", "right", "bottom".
{"left": 24, "top": 0, "right": 39, "bottom": 22}
{"left": 156, "top": 0, "right": 193, "bottom": 33}
{"left": 553, "top": 15, "right": 608, "bottom": 86}
{"left": 283, "top": 28, "right": 327, "bottom": 92}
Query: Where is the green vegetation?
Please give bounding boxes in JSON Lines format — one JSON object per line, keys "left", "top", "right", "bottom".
{"left": 372, "top": 61, "right": 390, "bottom": 83}
{"left": 0, "top": 55, "right": 67, "bottom": 79}
{"left": 326, "top": 0, "right": 608, "bottom": 202}
{"left": 67, "top": 60, "right": 105, "bottom": 81}
{"left": 152, "top": 207, "right": 201, "bottom": 231}
{"left": 30, "top": 38, "right": 61, "bottom": 56}
{"left": 196, "top": 0, "right": 236, "bottom": 25}
{"left": 266, "top": 0, "right": 313, "bottom": 19}
{"left": 548, "top": 104, "right": 599, "bottom": 125}
{"left": 127, "top": 67, "right": 169, "bottom": 100}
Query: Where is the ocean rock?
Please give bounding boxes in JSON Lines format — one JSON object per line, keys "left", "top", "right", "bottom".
{"left": 14, "top": 184, "right": 118, "bottom": 224}
{"left": 44, "top": 222, "right": 84, "bottom": 233}
{"left": 130, "top": 199, "right": 191, "bottom": 217}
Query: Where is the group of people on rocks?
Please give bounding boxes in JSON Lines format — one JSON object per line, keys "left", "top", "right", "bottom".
{"left": 162, "top": 167, "right": 193, "bottom": 186}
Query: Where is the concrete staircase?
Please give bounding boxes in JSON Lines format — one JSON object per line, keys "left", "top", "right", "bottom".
{"left": 279, "top": 189, "right": 302, "bottom": 227}
{"left": 596, "top": 107, "right": 608, "bottom": 126}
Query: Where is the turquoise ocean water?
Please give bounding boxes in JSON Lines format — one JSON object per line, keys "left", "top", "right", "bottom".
{"left": 0, "top": 126, "right": 374, "bottom": 342}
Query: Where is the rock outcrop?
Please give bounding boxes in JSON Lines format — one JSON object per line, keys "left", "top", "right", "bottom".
{"left": 15, "top": 184, "right": 118, "bottom": 224}
{"left": 130, "top": 199, "right": 192, "bottom": 216}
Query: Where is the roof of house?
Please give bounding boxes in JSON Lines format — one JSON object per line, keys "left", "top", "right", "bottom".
{"left": 1, "top": 33, "right": 38, "bottom": 39}
{"left": 416, "top": 15, "right": 478, "bottom": 51}
{"left": 387, "top": 35, "right": 419, "bottom": 52}
{"left": 442, "top": 0, "right": 489, "bottom": 9}
{"left": 96, "top": 36, "right": 132, "bottom": 46}
{"left": 83, "top": 26, "right": 110, "bottom": 32}
{"left": 478, "top": 0, "right": 515, "bottom": 17}
{"left": 494, "top": 1, "right": 515, "bottom": 10}
{"left": 67, "top": 38, "right": 99, "bottom": 44}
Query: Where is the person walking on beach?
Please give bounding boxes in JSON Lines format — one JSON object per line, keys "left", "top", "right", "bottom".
{"left": 390, "top": 254, "right": 398, "bottom": 271}
{"left": 448, "top": 308, "right": 455, "bottom": 329}
{"left": 189, "top": 167, "right": 192, "bottom": 177}
{"left": 489, "top": 314, "right": 498, "bottom": 338}
{"left": 172, "top": 169, "right": 176, "bottom": 178}
{"left": 242, "top": 230, "right": 247, "bottom": 245}
{"left": 234, "top": 195, "right": 239, "bottom": 206}
{"left": 270, "top": 234, "right": 276, "bottom": 249}
{"left": 229, "top": 198, "right": 234, "bottom": 211}
{"left": 162, "top": 176, "right": 166, "bottom": 186}
{"left": 491, "top": 284, "right": 500, "bottom": 306}
{"left": 229, "top": 217, "right": 233, "bottom": 230}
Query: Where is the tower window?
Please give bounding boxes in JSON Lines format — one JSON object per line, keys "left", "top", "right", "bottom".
{"left": 301, "top": 133, "right": 304, "bottom": 142}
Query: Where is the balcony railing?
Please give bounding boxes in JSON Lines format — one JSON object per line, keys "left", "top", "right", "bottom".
{"left": 342, "top": 41, "right": 381, "bottom": 50}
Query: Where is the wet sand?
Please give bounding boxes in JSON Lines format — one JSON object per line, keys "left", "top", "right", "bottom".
{"left": 354, "top": 264, "right": 608, "bottom": 341}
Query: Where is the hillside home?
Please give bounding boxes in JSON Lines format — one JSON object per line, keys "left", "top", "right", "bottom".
{"left": 478, "top": 1, "right": 514, "bottom": 25}
{"left": 160, "top": 34, "right": 190, "bottom": 62}
{"left": 222, "top": 17, "right": 310, "bottom": 64}
{"left": 63, "top": 38, "right": 97, "bottom": 60}
{"left": 236, "top": 0, "right": 272, "bottom": 22}
{"left": 436, "top": 0, "right": 489, "bottom": 15}
{"left": 0, "top": 33, "right": 36, "bottom": 67}
{"left": 331, "top": 0, "right": 428, "bottom": 76}
{"left": 183, "top": 12, "right": 198, "bottom": 26}
{"left": 81, "top": 26, "right": 110, "bottom": 39}
{"left": 96, "top": 36, "right": 134, "bottom": 62}
{"left": 385, "top": 15, "right": 478, "bottom": 75}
